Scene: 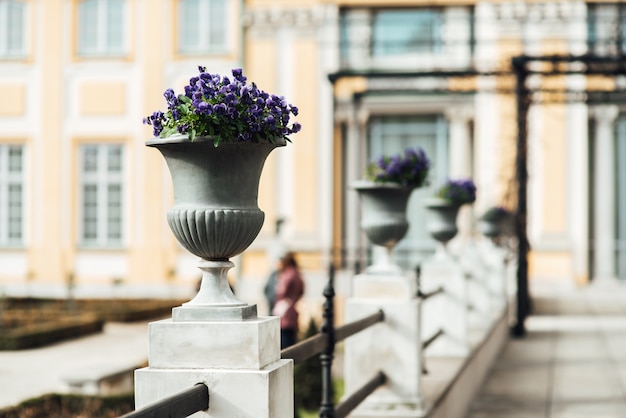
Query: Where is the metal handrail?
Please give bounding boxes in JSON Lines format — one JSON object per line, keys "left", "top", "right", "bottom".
{"left": 119, "top": 383, "right": 209, "bottom": 418}
{"left": 335, "top": 309, "right": 385, "bottom": 343}
{"left": 281, "top": 333, "right": 328, "bottom": 364}
{"left": 418, "top": 286, "right": 444, "bottom": 300}
{"left": 335, "top": 371, "right": 387, "bottom": 418}
{"left": 422, "top": 329, "right": 444, "bottom": 351}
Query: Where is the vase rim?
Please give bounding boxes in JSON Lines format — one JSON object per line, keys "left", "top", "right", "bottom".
{"left": 351, "top": 180, "right": 414, "bottom": 190}
{"left": 146, "top": 134, "right": 287, "bottom": 148}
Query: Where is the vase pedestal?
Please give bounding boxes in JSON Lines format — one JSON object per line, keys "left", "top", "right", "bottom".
{"left": 344, "top": 273, "right": 427, "bottom": 416}
{"left": 172, "top": 260, "right": 258, "bottom": 321}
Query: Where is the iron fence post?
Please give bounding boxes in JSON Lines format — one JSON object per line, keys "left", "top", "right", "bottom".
{"left": 319, "top": 262, "right": 336, "bottom": 418}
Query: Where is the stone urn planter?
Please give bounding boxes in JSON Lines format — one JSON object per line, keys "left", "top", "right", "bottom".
{"left": 479, "top": 207, "right": 514, "bottom": 242}
{"left": 147, "top": 135, "right": 284, "bottom": 320}
{"left": 353, "top": 180, "right": 414, "bottom": 274}
{"left": 424, "top": 197, "right": 461, "bottom": 257}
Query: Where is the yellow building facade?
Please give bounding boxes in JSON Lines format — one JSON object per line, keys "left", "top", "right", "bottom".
{"left": 1, "top": 0, "right": 625, "bottom": 300}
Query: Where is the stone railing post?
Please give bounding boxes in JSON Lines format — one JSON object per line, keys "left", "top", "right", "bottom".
{"left": 344, "top": 271, "right": 425, "bottom": 416}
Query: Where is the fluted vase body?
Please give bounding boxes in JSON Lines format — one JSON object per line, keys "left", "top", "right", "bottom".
{"left": 424, "top": 197, "right": 461, "bottom": 256}
{"left": 353, "top": 181, "right": 414, "bottom": 274}
{"left": 147, "top": 135, "right": 283, "bottom": 317}
{"left": 148, "top": 135, "right": 283, "bottom": 260}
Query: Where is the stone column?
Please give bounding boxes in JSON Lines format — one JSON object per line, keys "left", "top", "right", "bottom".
{"left": 591, "top": 105, "right": 618, "bottom": 283}
{"left": 445, "top": 105, "right": 474, "bottom": 249}
{"left": 446, "top": 105, "right": 473, "bottom": 179}
{"left": 345, "top": 106, "right": 363, "bottom": 264}
{"left": 344, "top": 272, "right": 426, "bottom": 416}
{"left": 420, "top": 255, "right": 470, "bottom": 357}
{"left": 567, "top": 75, "right": 589, "bottom": 284}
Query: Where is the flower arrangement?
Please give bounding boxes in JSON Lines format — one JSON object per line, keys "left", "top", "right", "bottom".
{"left": 435, "top": 178, "right": 477, "bottom": 205}
{"left": 366, "top": 147, "right": 431, "bottom": 188}
{"left": 143, "top": 67, "right": 301, "bottom": 147}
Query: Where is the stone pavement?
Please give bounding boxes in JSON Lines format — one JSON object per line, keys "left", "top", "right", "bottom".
{"left": 0, "top": 320, "right": 150, "bottom": 409}
{"left": 3, "top": 279, "right": 626, "bottom": 416}
{"left": 467, "top": 280, "right": 626, "bottom": 418}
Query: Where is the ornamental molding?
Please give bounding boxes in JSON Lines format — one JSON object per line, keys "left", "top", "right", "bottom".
{"left": 243, "top": 6, "right": 324, "bottom": 33}
{"left": 488, "top": 1, "right": 587, "bottom": 23}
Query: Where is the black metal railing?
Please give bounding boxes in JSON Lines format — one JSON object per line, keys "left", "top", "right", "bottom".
{"left": 119, "top": 261, "right": 449, "bottom": 418}
{"left": 119, "top": 383, "right": 209, "bottom": 418}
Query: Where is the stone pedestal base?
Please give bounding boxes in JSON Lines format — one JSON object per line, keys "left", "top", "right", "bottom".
{"left": 345, "top": 273, "right": 426, "bottom": 416}
{"left": 421, "top": 258, "right": 469, "bottom": 357}
{"left": 134, "top": 316, "right": 293, "bottom": 418}
{"left": 480, "top": 241, "right": 507, "bottom": 312}
{"left": 459, "top": 242, "right": 492, "bottom": 328}
{"left": 135, "top": 360, "right": 293, "bottom": 417}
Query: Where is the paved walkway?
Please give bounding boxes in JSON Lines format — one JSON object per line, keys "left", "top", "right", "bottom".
{"left": 3, "top": 280, "right": 626, "bottom": 416}
{"left": 468, "top": 280, "right": 626, "bottom": 418}
{"left": 0, "top": 320, "right": 150, "bottom": 409}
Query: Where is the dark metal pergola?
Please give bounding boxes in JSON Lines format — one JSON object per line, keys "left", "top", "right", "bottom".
{"left": 511, "top": 54, "right": 626, "bottom": 336}
{"left": 329, "top": 53, "right": 626, "bottom": 337}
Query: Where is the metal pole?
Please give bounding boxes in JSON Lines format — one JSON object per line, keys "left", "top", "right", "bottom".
{"left": 512, "top": 56, "right": 531, "bottom": 337}
{"left": 319, "top": 263, "right": 336, "bottom": 418}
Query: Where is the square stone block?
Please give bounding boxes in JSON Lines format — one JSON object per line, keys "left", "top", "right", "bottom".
{"left": 134, "top": 359, "right": 293, "bottom": 418}
{"left": 353, "top": 273, "right": 417, "bottom": 300}
{"left": 148, "top": 316, "right": 280, "bottom": 369}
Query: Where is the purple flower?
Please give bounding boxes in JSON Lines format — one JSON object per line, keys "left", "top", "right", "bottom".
{"left": 143, "top": 66, "right": 301, "bottom": 144}
{"left": 436, "top": 178, "right": 477, "bottom": 205}
{"left": 366, "top": 147, "right": 430, "bottom": 188}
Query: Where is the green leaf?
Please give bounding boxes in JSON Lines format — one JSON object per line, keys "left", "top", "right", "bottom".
{"left": 189, "top": 128, "right": 196, "bottom": 142}
{"left": 179, "top": 95, "right": 192, "bottom": 104}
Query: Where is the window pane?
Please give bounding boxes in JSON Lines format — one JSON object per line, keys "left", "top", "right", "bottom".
{"left": 107, "top": 184, "right": 121, "bottom": 240}
{"left": 83, "top": 145, "right": 98, "bottom": 172}
{"left": 208, "top": 0, "right": 226, "bottom": 49}
{"left": 80, "top": 144, "right": 124, "bottom": 245}
{"left": 78, "top": 0, "right": 98, "bottom": 54}
{"left": 372, "top": 10, "right": 440, "bottom": 56}
{"left": 107, "top": 145, "right": 122, "bottom": 171}
{"left": 107, "top": 0, "right": 124, "bottom": 52}
{"left": 179, "top": 0, "right": 200, "bottom": 52}
{"left": 6, "top": 1, "right": 25, "bottom": 55}
{"left": 82, "top": 184, "right": 98, "bottom": 240}
{"left": 8, "top": 145, "right": 22, "bottom": 172}
{"left": 8, "top": 183, "right": 22, "bottom": 240}
{"left": 0, "top": 144, "right": 24, "bottom": 245}
{"left": 178, "top": 0, "right": 226, "bottom": 53}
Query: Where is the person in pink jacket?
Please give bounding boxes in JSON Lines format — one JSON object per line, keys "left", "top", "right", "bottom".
{"left": 272, "top": 251, "right": 305, "bottom": 349}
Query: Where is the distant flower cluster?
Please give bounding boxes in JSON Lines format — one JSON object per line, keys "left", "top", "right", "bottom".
{"left": 144, "top": 67, "right": 301, "bottom": 147}
{"left": 436, "top": 178, "right": 477, "bottom": 205}
{"left": 366, "top": 147, "right": 430, "bottom": 188}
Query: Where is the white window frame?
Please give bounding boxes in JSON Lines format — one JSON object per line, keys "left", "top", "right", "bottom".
{"left": 0, "top": 144, "right": 25, "bottom": 247}
{"left": 77, "top": 0, "right": 127, "bottom": 57}
{"left": 79, "top": 144, "right": 124, "bottom": 248}
{"left": 0, "top": 0, "right": 28, "bottom": 59}
{"left": 177, "top": 0, "right": 228, "bottom": 55}
{"left": 340, "top": 7, "right": 472, "bottom": 71}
